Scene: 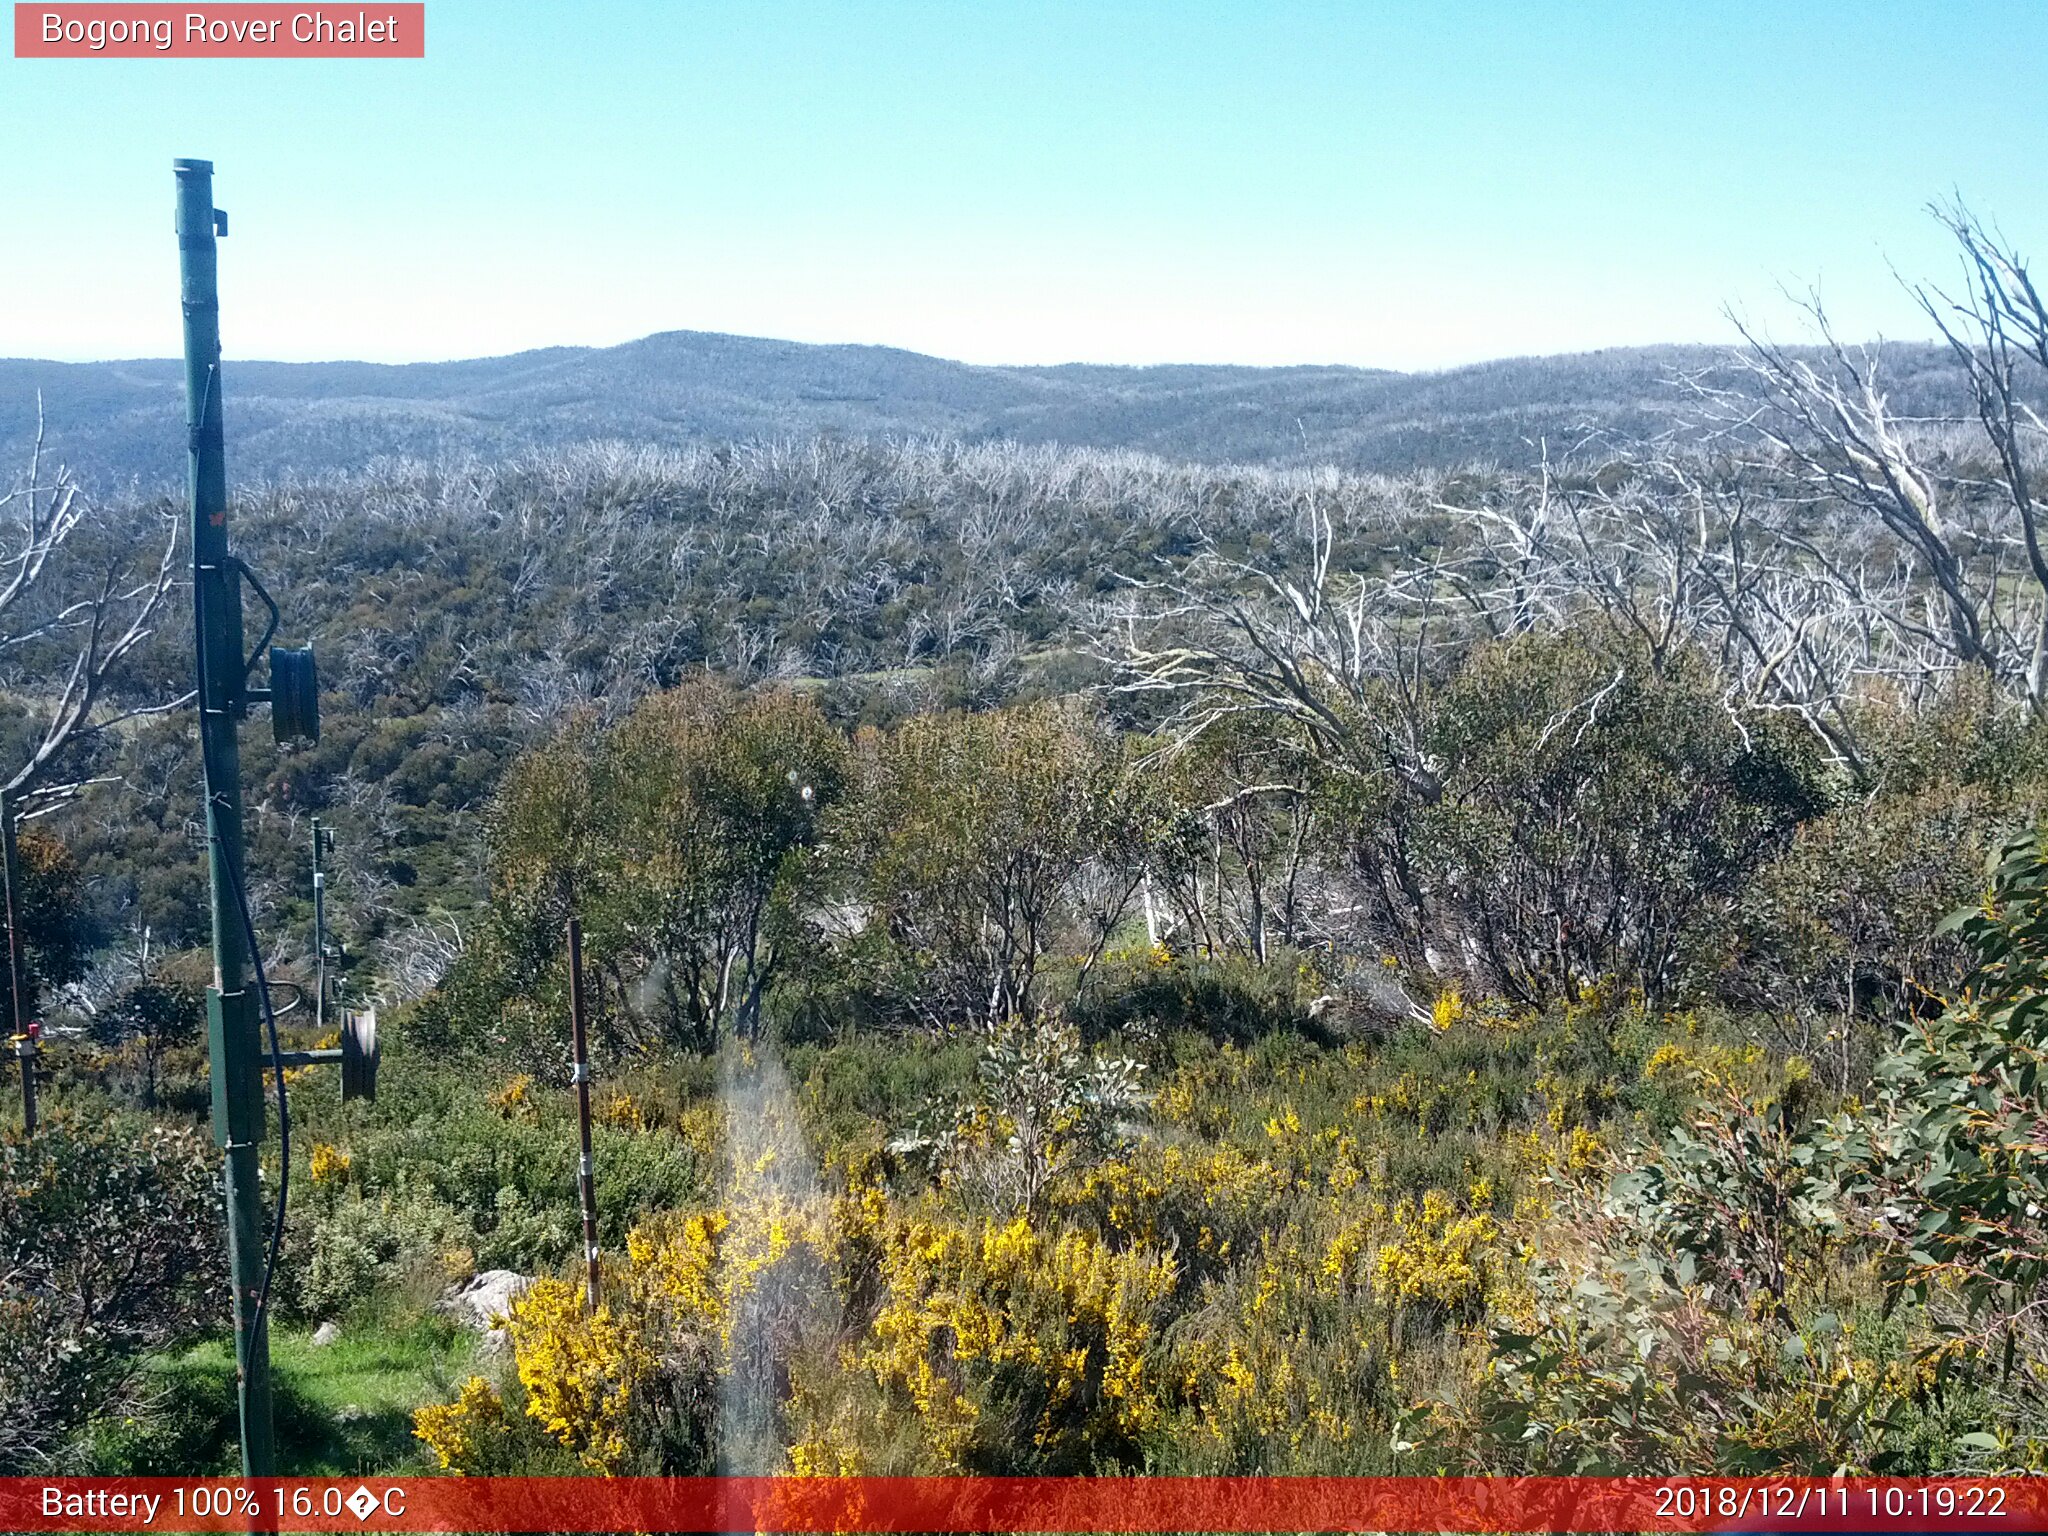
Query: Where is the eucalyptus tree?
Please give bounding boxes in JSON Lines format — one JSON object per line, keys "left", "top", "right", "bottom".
{"left": 837, "top": 700, "right": 1145, "bottom": 1027}
{"left": 484, "top": 682, "right": 847, "bottom": 1052}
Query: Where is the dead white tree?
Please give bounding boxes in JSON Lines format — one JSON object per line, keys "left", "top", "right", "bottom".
{"left": 1685, "top": 231, "right": 2048, "bottom": 723}
{"left": 1106, "top": 496, "right": 1443, "bottom": 798}
{"left": 0, "top": 398, "right": 185, "bottom": 812}
{"left": 1433, "top": 456, "right": 1902, "bottom": 770}
{"left": 1917, "top": 201, "right": 2048, "bottom": 704}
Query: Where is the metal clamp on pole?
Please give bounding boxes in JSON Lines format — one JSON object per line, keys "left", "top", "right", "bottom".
{"left": 267, "top": 1008, "right": 374, "bottom": 1104}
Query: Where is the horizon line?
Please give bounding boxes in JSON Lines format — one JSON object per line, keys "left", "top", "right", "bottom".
{"left": 1, "top": 326, "right": 1858, "bottom": 379}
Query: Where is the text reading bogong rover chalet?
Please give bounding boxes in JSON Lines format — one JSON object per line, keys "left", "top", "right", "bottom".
{"left": 14, "top": 3, "right": 424, "bottom": 56}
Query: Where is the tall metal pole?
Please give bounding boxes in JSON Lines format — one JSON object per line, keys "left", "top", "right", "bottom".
{"left": 2, "top": 792, "right": 36, "bottom": 1135}
{"left": 177, "top": 157, "right": 275, "bottom": 1478}
{"left": 566, "top": 917, "right": 601, "bottom": 1310}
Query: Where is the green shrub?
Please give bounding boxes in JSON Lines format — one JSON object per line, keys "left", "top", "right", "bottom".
{"left": 0, "top": 1111, "right": 222, "bottom": 1470}
{"left": 1413, "top": 1067, "right": 1869, "bottom": 1472}
{"left": 1720, "top": 686, "right": 2048, "bottom": 1089}
{"left": 296, "top": 1190, "right": 468, "bottom": 1321}
{"left": 891, "top": 1015, "right": 1149, "bottom": 1216}
{"left": 1423, "top": 836, "right": 2048, "bottom": 1475}
{"left": 0, "top": 829, "right": 94, "bottom": 1028}
{"left": 1403, "top": 632, "right": 1830, "bottom": 1005}
{"left": 83, "top": 1348, "right": 240, "bottom": 1475}
{"left": 1832, "top": 831, "right": 2048, "bottom": 1460}
{"left": 87, "top": 973, "right": 206, "bottom": 1109}
{"left": 1070, "top": 946, "right": 1323, "bottom": 1045}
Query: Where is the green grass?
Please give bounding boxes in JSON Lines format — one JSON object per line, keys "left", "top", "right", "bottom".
{"left": 95, "top": 1313, "right": 479, "bottom": 1475}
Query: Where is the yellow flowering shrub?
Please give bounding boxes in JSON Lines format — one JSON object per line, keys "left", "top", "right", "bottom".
{"left": 412, "top": 1375, "right": 508, "bottom": 1475}
{"left": 625, "top": 1210, "right": 728, "bottom": 1337}
{"left": 1052, "top": 1140, "right": 1288, "bottom": 1273}
{"left": 1642, "top": 1028, "right": 1770, "bottom": 1095}
{"left": 1371, "top": 1190, "right": 1498, "bottom": 1315}
{"left": 487, "top": 1073, "right": 534, "bottom": 1117}
{"left": 826, "top": 1209, "right": 1177, "bottom": 1470}
{"left": 1561, "top": 1124, "right": 1605, "bottom": 1171}
{"left": 415, "top": 1182, "right": 841, "bottom": 1479}
{"left": 409, "top": 990, "right": 1793, "bottom": 1477}
{"left": 504, "top": 1277, "right": 653, "bottom": 1473}
{"left": 600, "top": 1090, "right": 646, "bottom": 1130}
{"left": 625, "top": 1190, "right": 835, "bottom": 1363}
{"left": 1168, "top": 1217, "right": 1412, "bottom": 1469}
{"left": 307, "top": 1142, "right": 351, "bottom": 1184}
{"left": 1175, "top": 1323, "right": 1373, "bottom": 1466}
{"left": 1431, "top": 988, "right": 1466, "bottom": 1032}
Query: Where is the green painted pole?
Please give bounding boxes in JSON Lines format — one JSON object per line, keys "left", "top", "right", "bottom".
{"left": 175, "top": 157, "right": 275, "bottom": 1478}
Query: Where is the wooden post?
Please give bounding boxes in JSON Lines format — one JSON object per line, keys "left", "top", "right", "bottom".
{"left": 567, "top": 916, "right": 601, "bottom": 1310}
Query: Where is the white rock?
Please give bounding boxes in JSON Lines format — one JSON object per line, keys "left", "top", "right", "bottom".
{"left": 310, "top": 1320, "right": 342, "bottom": 1347}
{"left": 442, "top": 1269, "right": 533, "bottom": 1332}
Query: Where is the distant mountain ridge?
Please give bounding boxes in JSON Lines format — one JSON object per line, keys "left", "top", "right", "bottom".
{"left": 0, "top": 329, "right": 1975, "bottom": 488}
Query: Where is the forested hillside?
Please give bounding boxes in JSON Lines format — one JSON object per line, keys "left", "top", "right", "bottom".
{"left": 0, "top": 332, "right": 1997, "bottom": 488}
{"left": 4, "top": 209, "right": 2048, "bottom": 1480}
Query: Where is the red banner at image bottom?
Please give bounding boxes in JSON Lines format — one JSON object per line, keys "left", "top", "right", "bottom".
{"left": 2, "top": 1477, "right": 2046, "bottom": 1533}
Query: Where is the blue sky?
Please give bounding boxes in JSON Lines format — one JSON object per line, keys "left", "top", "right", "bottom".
{"left": 4, "top": 1, "right": 2044, "bottom": 369}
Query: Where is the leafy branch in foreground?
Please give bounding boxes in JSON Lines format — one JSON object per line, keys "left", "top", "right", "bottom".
{"left": 1839, "top": 832, "right": 2048, "bottom": 1430}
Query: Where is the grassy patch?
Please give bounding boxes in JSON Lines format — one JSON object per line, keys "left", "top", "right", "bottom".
{"left": 96, "top": 1313, "right": 479, "bottom": 1475}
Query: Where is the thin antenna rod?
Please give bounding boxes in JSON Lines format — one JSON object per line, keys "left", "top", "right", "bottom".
{"left": 567, "top": 916, "right": 601, "bottom": 1311}
{"left": 312, "top": 818, "right": 328, "bottom": 1037}
{"left": 2, "top": 792, "right": 36, "bottom": 1135}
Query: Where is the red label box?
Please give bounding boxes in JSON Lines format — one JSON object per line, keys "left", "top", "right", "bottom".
{"left": 14, "top": 3, "right": 424, "bottom": 57}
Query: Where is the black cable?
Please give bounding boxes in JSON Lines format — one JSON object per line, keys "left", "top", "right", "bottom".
{"left": 220, "top": 843, "right": 290, "bottom": 1351}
